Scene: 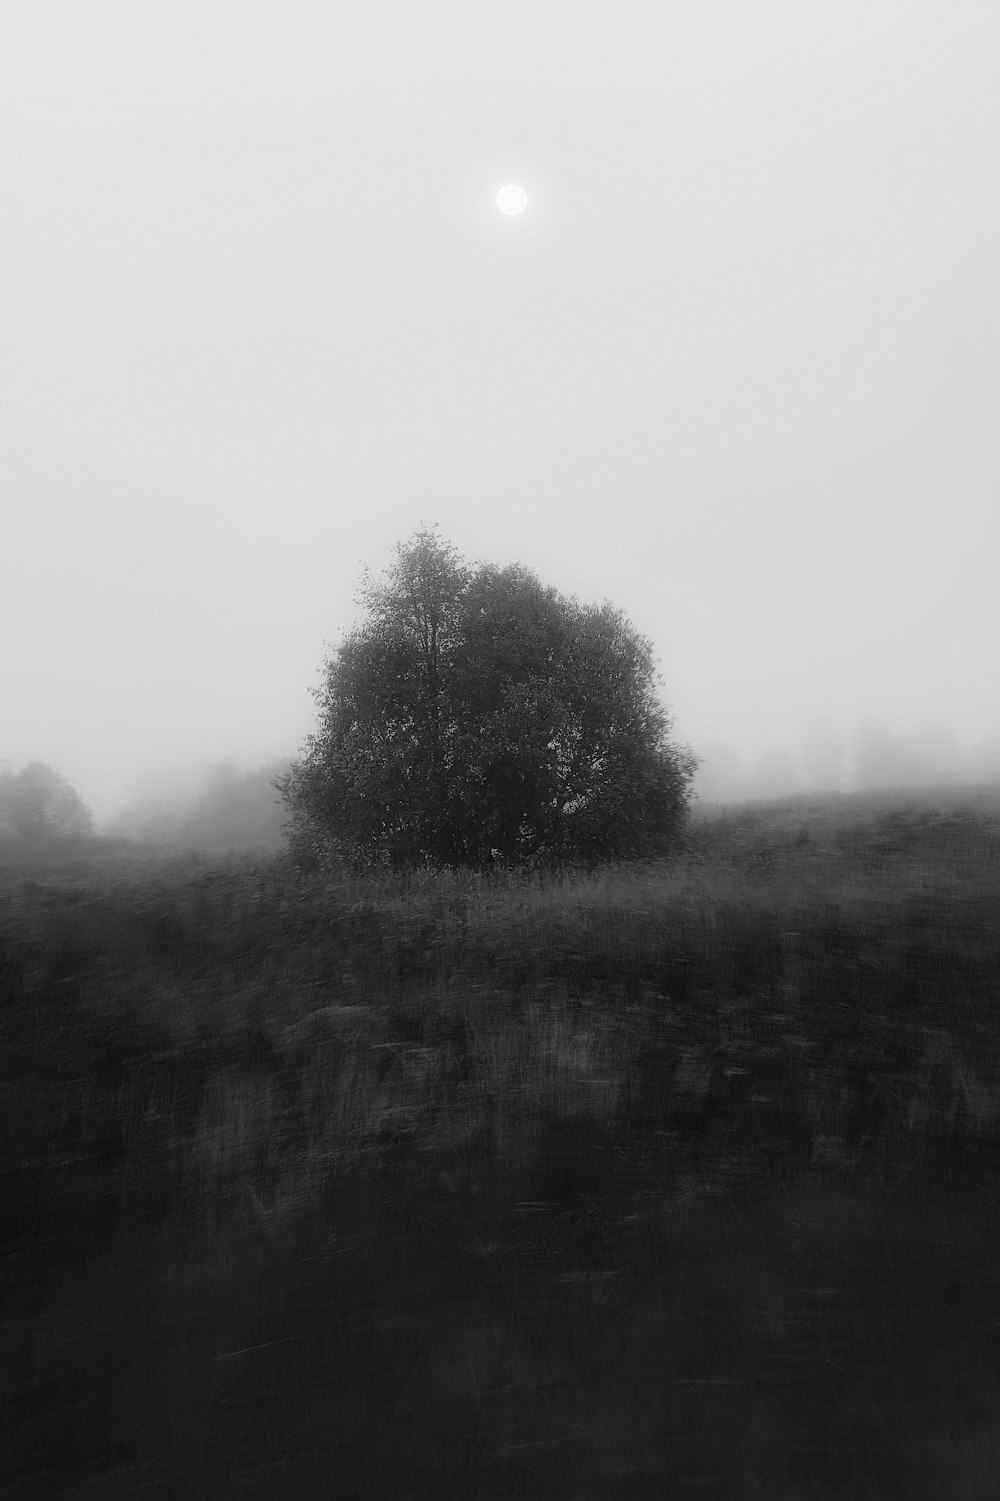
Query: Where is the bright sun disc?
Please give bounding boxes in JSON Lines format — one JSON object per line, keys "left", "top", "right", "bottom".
{"left": 496, "top": 183, "right": 528, "bottom": 216}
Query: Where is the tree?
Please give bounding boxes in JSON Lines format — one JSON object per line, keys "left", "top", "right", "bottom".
{"left": 0, "top": 761, "right": 94, "bottom": 843}
{"left": 278, "top": 529, "right": 696, "bottom": 869}
{"left": 105, "top": 760, "right": 290, "bottom": 852}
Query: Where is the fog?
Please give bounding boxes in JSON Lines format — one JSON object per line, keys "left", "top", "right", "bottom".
{"left": 3, "top": 2, "right": 998, "bottom": 832}
{"left": 695, "top": 723, "right": 1000, "bottom": 806}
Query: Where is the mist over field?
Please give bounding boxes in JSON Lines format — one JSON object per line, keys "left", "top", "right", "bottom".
{"left": 7, "top": 713, "right": 1000, "bottom": 857}
{"left": 694, "top": 723, "right": 1000, "bottom": 806}
{"left": 3, "top": 1, "right": 998, "bottom": 826}
{"left": 88, "top": 723, "right": 1000, "bottom": 857}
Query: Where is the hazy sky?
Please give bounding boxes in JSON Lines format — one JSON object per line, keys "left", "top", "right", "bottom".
{"left": 3, "top": 1, "right": 998, "bottom": 823}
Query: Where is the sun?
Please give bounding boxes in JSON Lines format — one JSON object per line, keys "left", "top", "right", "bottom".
{"left": 496, "top": 183, "right": 528, "bottom": 216}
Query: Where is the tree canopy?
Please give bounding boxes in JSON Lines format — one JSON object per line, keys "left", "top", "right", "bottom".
{"left": 0, "top": 761, "right": 94, "bottom": 843}
{"left": 278, "top": 529, "right": 695, "bottom": 869}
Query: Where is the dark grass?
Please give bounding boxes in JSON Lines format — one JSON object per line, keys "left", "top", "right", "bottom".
{"left": 3, "top": 787, "right": 1000, "bottom": 1498}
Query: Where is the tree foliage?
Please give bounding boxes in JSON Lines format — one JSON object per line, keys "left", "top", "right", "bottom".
{"left": 279, "top": 530, "right": 695, "bottom": 869}
{"left": 0, "top": 761, "right": 94, "bottom": 843}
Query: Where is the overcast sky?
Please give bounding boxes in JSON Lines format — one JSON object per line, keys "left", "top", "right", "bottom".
{"left": 3, "top": 0, "right": 998, "bottom": 823}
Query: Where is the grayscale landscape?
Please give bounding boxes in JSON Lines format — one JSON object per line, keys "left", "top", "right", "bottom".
{"left": 3, "top": 4, "right": 999, "bottom": 1498}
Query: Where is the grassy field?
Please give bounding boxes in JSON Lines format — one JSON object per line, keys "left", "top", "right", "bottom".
{"left": 3, "top": 787, "right": 1000, "bottom": 1499}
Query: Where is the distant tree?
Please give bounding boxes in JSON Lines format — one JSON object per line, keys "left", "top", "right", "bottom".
{"left": 278, "top": 528, "right": 696, "bottom": 869}
{"left": 0, "top": 761, "right": 94, "bottom": 842}
{"left": 105, "top": 760, "right": 290, "bottom": 853}
{"left": 175, "top": 761, "right": 288, "bottom": 852}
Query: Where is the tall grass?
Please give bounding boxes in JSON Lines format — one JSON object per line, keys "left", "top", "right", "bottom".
{"left": 3, "top": 789, "right": 1000, "bottom": 1497}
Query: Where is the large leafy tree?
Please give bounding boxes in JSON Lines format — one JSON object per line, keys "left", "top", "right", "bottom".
{"left": 279, "top": 529, "right": 695, "bottom": 869}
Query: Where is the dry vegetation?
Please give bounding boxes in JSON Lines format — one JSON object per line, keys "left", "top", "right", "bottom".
{"left": 3, "top": 787, "right": 1000, "bottom": 1498}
